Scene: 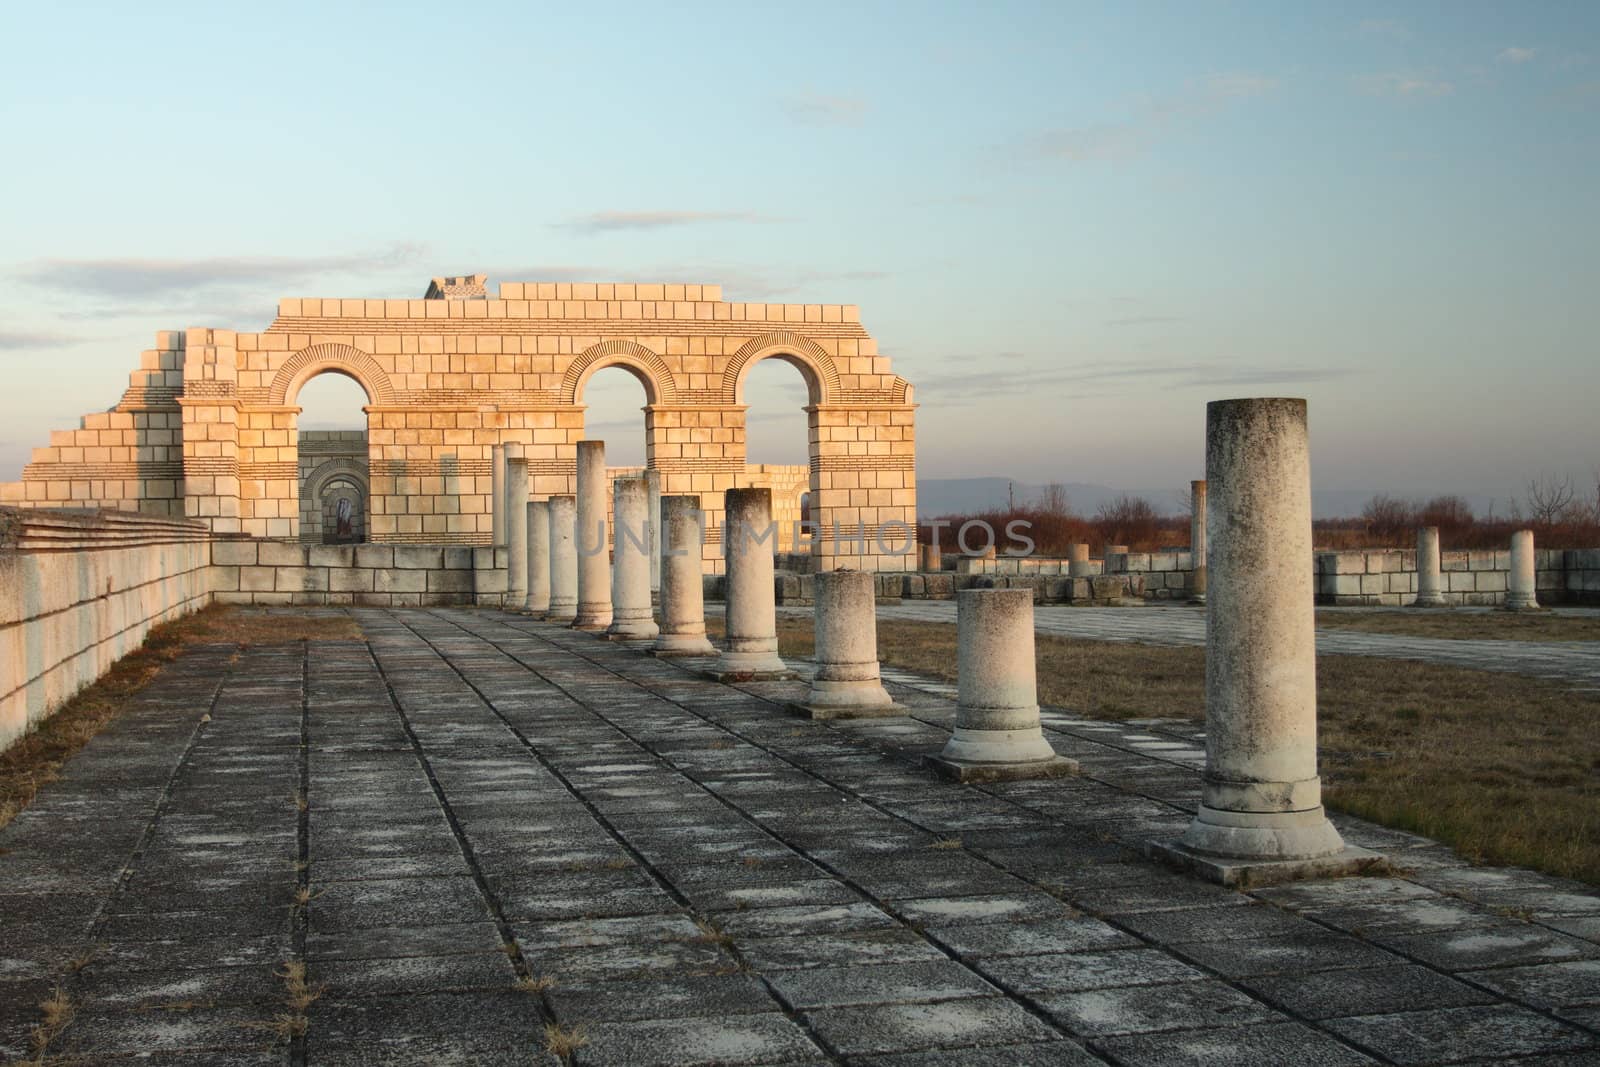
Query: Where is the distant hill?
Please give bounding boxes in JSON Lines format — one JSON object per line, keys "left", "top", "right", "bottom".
{"left": 917, "top": 478, "right": 1510, "bottom": 521}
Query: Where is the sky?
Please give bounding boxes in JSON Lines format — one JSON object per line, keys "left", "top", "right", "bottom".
{"left": 2, "top": 1, "right": 1596, "bottom": 512}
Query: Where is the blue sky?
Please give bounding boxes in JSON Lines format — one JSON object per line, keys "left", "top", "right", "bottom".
{"left": 2, "top": 1, "right": 1595, "bottom": 510}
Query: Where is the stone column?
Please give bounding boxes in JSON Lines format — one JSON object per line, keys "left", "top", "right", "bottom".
{"left": 645, "top": 469, "right": 662, "bottom": 598}
{"left": 1066, "top": 543, "right": 1092, "bottom": 577}
{"left": 491, "top": 443, "right": 507, "bottom": 545}
{"left": 572, "top": 439, "right": 612, "bottom": 631}
{"left": 708, "top": 488, "right": 793, "bottom": 680}
{"left": 1415, "top": 526, "right": 1445, "bottom": 608}
{"left": 546, "top": 495, "right": 578, "bottom": 623}
{"left": 504, "top": 443, "right": 528, "bottom": 608}
{"left": 652, "top": 495, "right": 716, "bottom": 657}
{"left": 1507, "top": 529, "right": 1540, "bottom": 612}
{"left": 607, "top": 477, "right": 659, "bottom": 640}
{"left": 791, "top": 569, "right": 902, "bottom": 720}
{"left": 1101, "top": 544, "right": 1128, "bottom": 570}
{"left": 926, "top": 589, "right": 1075, "bottom": 782}
{"left": 1189, "top": 479, "right": 1208, "bottom": 604}
{"left": 526, "top": 500, "right": 551, "bottom": 615}
{"left": 918, "top": 543, "right": 941, "bottom": 572}
{"left": 1152, "top": 398, "right": 1367, "bottom": 885}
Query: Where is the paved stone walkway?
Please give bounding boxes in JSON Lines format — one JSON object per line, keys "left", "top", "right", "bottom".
{"left": 3, "top": 607, "right": 1598, "bottom": 1065}
{"left": 848, "top": 603, "right": 1600, "bottom": 691}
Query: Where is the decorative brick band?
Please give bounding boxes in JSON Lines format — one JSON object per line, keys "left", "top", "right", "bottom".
{"left": 811, "top": 454, "right": 916, "bottom": 471}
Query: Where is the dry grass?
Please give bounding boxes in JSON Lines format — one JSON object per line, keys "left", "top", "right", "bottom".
{"left": 1316, "top": 610, "right": 1600, "bottom": 642}
{"left": 516, "top": 974, "right": 555, "bottom": 994}
{"left": 26, "top": 986, "right": 73, "bottom": 1064}
{"left": 544, "top": 1022, "right": 589, "bottom": 1057}
{"left": 768, "top": 614, "right": 1600, "bottom": 884}
{"left": 0, "top": 604, "right": 361, "bottom": 830}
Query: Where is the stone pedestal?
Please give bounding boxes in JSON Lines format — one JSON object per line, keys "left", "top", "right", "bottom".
{"left": 1150, "top": 398, "right": 1375, "bottom": 887}
{"left": 1415, "top": 526, "right": 1446, "bottom": 608}
{"left": 546, "top": 495, "right": 578, "bottom": 624}
{"left": 491, "top": 443, "right": 506, "bottom": 545}
{"left": 791, "top": 570, "right": 904, "bottom": 720}
{"left": 1189, "top": 480, "right": 1208, "bottom": 604}
{"left": 653, "top": 495, "right": 716, "bottom": 657}
{"left": 1101, "top": 545, "right": 1128, "bottom": 571}
{"left": 572, "top": 439, "right": 613, "bottom": 631}
{"left": 918, "top": 543, "right": 941, "bottom": 572}
{"left": 645, "top": 469, "right": 662, "bottom": 599}
{"left": 526, "top": 501, "right": 551, "bottom": 615}
{"left": 504, "top": 444, "right": 528, "bottom": 608}
{"left": 1506, "top": 529, "right": 1541, "bottom": 612}
{"left": 926, "top": 589, "right": 1077, "bottom": 782}
{"left": 1066, "top": 543, "right": 1092, "bottom": 579}
{"left": 607, "top": 476, "right": 659, "bottom": 640}
{"left": 707, "top": 488, "right": 794, "bottom": 681}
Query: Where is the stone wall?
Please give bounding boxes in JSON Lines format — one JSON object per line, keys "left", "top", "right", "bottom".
{"left": 212, "top": 541, "right": 512, "bottom": 608}
{"left": 297, "top": 430, "right": 368, "bottom": 543}
{"left": 1314, "top": 548, "right": 1583, "bottom": 607}
{"left": 0, "top": 508, "right": 213, "bottom": 750}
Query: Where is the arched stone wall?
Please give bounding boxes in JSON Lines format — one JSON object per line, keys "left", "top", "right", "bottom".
{"left": 5, "top": 280, "right": 917, "bottom": 570}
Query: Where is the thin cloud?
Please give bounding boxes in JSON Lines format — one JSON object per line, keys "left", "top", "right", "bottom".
{"left": 781, "top": 93, "right": 869, "bottom": 127}
{"left": 916, "top": 358, "right": 1351, "bottom": 404}
{"left": 1356, "top": 19, "right": 1409, "bottom": 39}
{"left": 0, "top": 330, "right": 83, "bottom": 350}
{"left": 1355, "top": 73, "right": 1455, "bottom": 97}
{"left": 556, "top": 211, "right": 777, "bottom": 234}
{"left": 1106, "top": 315, "right": 1186, "bottom": 327}
{"left": 1022, "top": 72, "right": 1278, "bottom": 164}
{"left": 17, "top": 244, "right": 423, "bottom": 299}
{"left": 1498, "top": 47, "right": 1537, "bottom": 64}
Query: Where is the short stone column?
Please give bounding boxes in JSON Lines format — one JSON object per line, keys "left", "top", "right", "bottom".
{"left": 546, "top": 495, "right": 578, "bottom": 623}
{"left": 708, "top": 488, "right": 793, "bottom": 681}
{"left": 918, "top": 543, "right": 941, "bottom": 572}
{"left": 1101, "top": 544, "right": 1128, "bottom": 569}
{"left": 491, "top": 443, "right": 507, "bottom": 545}
{"left": 1066, "top": 543, "right": 1092, "bottom": 578}
{"left": 526, "top": 501, "right": 551, "bottom": 615}
{"left": 1506, "top": 529, "right": 1541, "bottom": 612}
{"left": 1189, "top": 479, "right": 1208, "bottom": 604}
{"left": 504, "top": 444, "right": 529, "bottom": 608}
{"left": 652, "top": 495, "right": 716, "bottom": 657}
{"left": 572, "top": 439, "right": 613, "bottom": 631}
{"left": 607, "top": 477, "right": 659, "bottom": 640}
{"left": 791, "top": 570, "right": 904, "bottom": 720}
{"left": 926, "top": 589, "right": 1076, "bottom": 782}
{"left": 645, "top": 469, "right": 662, "bottom": 599}
{"left": 1414, "top": 526, "right": 1446, "bottom": 608}
{"left": 1151, "top": 398, "right": 1370, "bottom": 886}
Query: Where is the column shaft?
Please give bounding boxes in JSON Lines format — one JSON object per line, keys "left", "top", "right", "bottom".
{"left": 504, "top": 444, "right": 528, "bottom": 607}
{"left": 708, "top": 488, "right": 791, "bottom": 679}
{"left": 527, "top": 501, "right": 551, "bottom": 614}
{"left": 546, "top": 495, "right": 578, "bottom": 623}
{"left": 607, "top": 476, "right": 659, "bottom": 639}
{"left": 573, "top": 440, "right": 612, "bottom": 630}
{"left": 653, "top": 495, "right": 716, "bottom": 656}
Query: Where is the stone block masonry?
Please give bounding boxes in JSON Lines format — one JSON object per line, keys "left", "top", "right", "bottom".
{"left": 1, "top": 276, "right": 917, "bottom": 572}
{"left": 212, "top": 541, "right": 511, "bottom": 609}
{"left": 0, "top": 507, "right": 213, "bottom": 750}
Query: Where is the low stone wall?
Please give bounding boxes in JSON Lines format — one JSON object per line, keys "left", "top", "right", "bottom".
{"left": 1, "top": 508, "right": 213, "bottom": 750}
{"left": 212, "top": 541, "right": 511, "bottom": 607}
{"left": 1313, "top": 548, "right": 1581, "bottom": 607}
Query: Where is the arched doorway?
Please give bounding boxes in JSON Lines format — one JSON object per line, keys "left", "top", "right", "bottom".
{"left": 291, "top": 371, "right": 372, "bottom": 543}
{"left": 740, "top": 357, "right": 814, "bottom": 566}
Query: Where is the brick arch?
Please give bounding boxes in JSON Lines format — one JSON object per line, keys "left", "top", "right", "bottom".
{"left": 722, "top": 332, "right": 840, "bottom": 406}
{"left": 562, "top": 340, "right": 678, "bottom": 406}
{"left": 303, "top": 457, "right": 369, "bottom": 503}
{"left": 270, "top": 344, "right": 395, "bottom": 406}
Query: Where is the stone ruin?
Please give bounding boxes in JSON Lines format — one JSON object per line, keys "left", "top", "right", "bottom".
{"left": 1, "top": 275, "right": 917, "bottom": 573}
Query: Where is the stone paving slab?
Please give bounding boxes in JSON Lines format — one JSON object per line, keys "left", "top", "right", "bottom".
{"left": 0, "top": 606, "right": 1596, "bottom": 1065}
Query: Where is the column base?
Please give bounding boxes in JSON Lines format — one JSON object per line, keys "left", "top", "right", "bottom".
{"left": 704, "top": 648, "right": 794, "bottom": 682}
{"left": 1412, "top": 596, "right": 1448, "bottom": 608}
{"left": 788, "top": 701, "right": 909, "bottom": 722}
{"left": 1146, "top": 838, "right": 1383, "bottom": 889}
{"left": 606, "top": 619, "right": 660, "bottom": 641}
{"left": 1503, "top": 599, "right": 1544, "bottom": 613}
{"left": 544, "top": 609, "right": 577, "bottom": 625}
{"left": 650, "top": 634, "right": 717, "bottom": 658}
{"left": 925, "top": 753, "right": 1079, "bottom": 783}
{"left": 571, "top": 614, "right": 612, "bottom": 632}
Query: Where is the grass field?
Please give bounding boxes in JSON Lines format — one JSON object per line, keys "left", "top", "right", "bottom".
{"left": 1315, "top": 609, "right": 1600, "bottom": 642}
{"left": 0, "top": 605, "right": 361, "bottom": 829}
{"left": 759, "top": 613, "right": 1600, "bottom": 885}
